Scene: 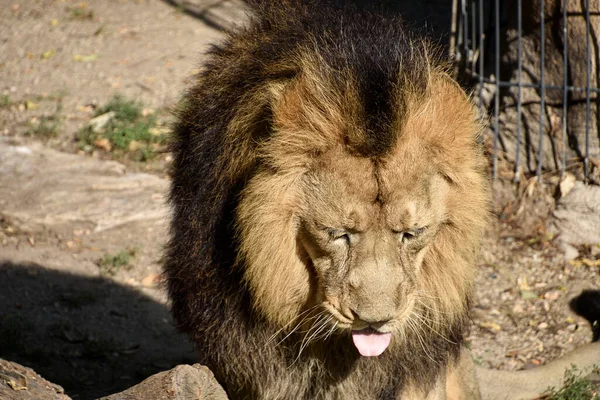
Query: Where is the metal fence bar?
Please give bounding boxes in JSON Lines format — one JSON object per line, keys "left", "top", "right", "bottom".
{"left": 515, "top": 0, "right": 523, "bottom": 182}
{"left": 457, "top": 0, "right": 597, "bottom": 183}
{"left": 562, "top": 1, "right": 568, "bottom": 178}
{"left": 462, "top": 0, "right": 469, "bottom": 59}
{"left": 493, "top": 0, "right": 500, "bottom": 180}
{"left": 478, "top": 0, "right": 484, "bottom": 115}
{"left": 585, "top": 0, "right": 591, "bottom": 183}
{"left": 536, "top": 1, "right": 545, "bottom": 181}
{"left": 471, "top": 0, "right": 476, "bottom": 74}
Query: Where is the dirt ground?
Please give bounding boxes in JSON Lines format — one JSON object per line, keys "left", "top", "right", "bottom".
{"left": 0, "top": 1, "right": 598, "bottom": 399}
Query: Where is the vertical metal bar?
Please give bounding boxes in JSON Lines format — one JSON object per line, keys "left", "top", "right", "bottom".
{"left": 493, "top": 0, "right": 500, "bottom": 180}
{"left": 584, "top": 0, "right": 591, "bottom": 183}
{"left": 450, "top": 0, "right": 458, "bottom": 58}
{"left": 471, "top": 0, "right": 477, "bottom": 74}
{"left": 515, "top": 0, "right": 523, "bottom": 182}
{"left": 478, "top": 0, "right": 484, "bottom": 114}
{"left": 456, "top": 0, "right": 464, "bottom": 59}
{"left": 536, "top": 1, "right": 545, "bottom": 181}
{"left": 562, "top": 0, "right": 568, "bottom": 178}
{"left": 462, "top": 0, "right": 469, "bottom": 58}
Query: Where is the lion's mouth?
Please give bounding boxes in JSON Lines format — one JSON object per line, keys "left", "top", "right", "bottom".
{"left": 351, "top": 328, "right": 392, "bottom": 357}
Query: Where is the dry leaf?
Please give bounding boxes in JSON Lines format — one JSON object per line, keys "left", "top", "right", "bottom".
{"left": 559, "top": 172, "right": 576, "bottom": 198}
{"left": 543, "top": 290, "right": 561, "bottom": 301}
{"left": 149, "top": 126, "right": 169, "bottom": 136}
{"left": 41, "top": 49, "right": 56, "bottom": 59}
{"left": 141, "top": 273, "right": 161, "bottom": 287}
{"left": 94, "top": 137, "right": 112, "bottom": 152}
{"left": 73, "top": 53, "right": 98, "bottom": 62}
{"left": 521, "top": 290, "right": 538, "bottom": 300}
{"left": 479, "top": 321, "right": 501, "bottom": 332}
{"left": 518, "top": 274, "right": 531, "bottom": 291}
{"left": 25, "top": 100, "right": 39, "bottom": 110}
{"left": 569, "top": 259, "right": 600, "bottom": 268}
{"left": 128, "top": 140, "right": 143, "bottom": 152}
{"left": 142, "top": 108, "right": 155, "bottom": 116}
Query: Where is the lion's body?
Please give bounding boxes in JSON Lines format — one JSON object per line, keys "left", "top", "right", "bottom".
{"left": 165, "top": 2, "right": 489, "bottom": 399}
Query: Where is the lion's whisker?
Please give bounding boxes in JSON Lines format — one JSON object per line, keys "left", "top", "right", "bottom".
{"left": 413, "top": 297, "right": 453, "bottom": 318}
{"left": 312, "top": 317, "right": 337, "bottom": 343}
{"left": 410, "top": 310, "right": 457, "bottom": 345}
{"left": 406, "top": 314, "right": 439, "bottom": 366}
{"left": 267, "top": 305, "right": 320, "bottom": 346}
{"left": 323, "top": 321, "right": 338, "bottom": 341}
{"left": 293, "top": 314, "right": 333, "bottom": 364}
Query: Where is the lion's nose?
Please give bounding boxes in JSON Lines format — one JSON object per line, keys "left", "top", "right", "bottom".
{"left": 349, "top": 307, "right": 393, "bottom": 326}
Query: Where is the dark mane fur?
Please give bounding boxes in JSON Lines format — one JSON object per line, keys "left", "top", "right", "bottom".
{"left": 165, "top": 2, "right": 464, "bottom": 398}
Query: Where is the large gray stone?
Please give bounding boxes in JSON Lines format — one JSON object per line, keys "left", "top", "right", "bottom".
{"left": 0, "top": 359, "right": 71, "bottom": 400}
{"left": 550, "top": 182, "right": 600, "bottom": 248}
{"left": 0, "top": 139, "right": 168, "bottom": 233}
{"left": 100, "top": 364, "right": 228, "bottom": 400}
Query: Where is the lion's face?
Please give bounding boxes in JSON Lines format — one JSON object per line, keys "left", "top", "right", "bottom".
{"left": 236, "top": 71, "right": 488, "bottom": 357}
{"left": 294, "top": 146, "right": 453, "bottom": 355}
{"left": 298, "top": 150, "right": 446, "bottom": 327}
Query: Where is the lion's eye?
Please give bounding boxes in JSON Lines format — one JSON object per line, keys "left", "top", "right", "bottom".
{"left": 327, "top": 228, "right": 350, "bottom": 244}
{"left": 395, "top": 227, "right": 426, "bottom": 242}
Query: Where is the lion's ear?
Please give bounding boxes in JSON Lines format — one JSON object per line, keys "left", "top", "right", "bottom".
{"left": 429, "top": 73, "right": 484, "bottom": 143}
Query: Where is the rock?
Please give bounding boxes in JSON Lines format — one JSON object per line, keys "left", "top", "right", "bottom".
{"left": 94, "top": 137, "right": 112, "bottom": 152}
{"left": 100, "top": 364, "right": 228, "bottom": 400}
{"left": 559, "top": 173, "right": 576, "bottom": 198}
{"left": 141, "top": 273, "right": 161, "bottom": 287}
{"left": 549, "top": 182, "right": 600, "bottom": 253}
{"left": 558, "top": 242, "right": 580, "bottom": 261}
{"left": 128, "top": 140, "right": 143, "bottom": 152}
{"left": 88, "top": 112, "right": 116, "bottom": 133}
{"left": 0, "top": 138, "right": 168, "bottom": 233}
{"left": 0, "top": 359, "right": 71, "bottom": 400}
{"left": 537, "top": 322, "right": 548, "bottom": 330}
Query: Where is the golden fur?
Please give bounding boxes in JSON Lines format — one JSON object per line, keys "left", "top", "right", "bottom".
{"left": 165, "top": 2, "right": 491, "bottom": 398}
{"left": 237, "top": 69, "right": 489, "bottom": 332}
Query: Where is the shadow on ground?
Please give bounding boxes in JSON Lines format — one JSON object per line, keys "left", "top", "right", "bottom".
{"left": 0, "top": 262, "right": 196, "bottom": 400}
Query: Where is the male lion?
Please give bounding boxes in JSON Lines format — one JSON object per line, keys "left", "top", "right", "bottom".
{"left": 165, "top": 1, "right": 599, "bottom": 399}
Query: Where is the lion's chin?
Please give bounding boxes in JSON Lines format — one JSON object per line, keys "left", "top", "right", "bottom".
{"left": 351, "top": 330, "right": 392, "bottom": 357}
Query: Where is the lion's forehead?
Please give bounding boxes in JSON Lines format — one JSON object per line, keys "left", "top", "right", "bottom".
{"left": 308, "top": 153, "right": 441, "bottom": 230}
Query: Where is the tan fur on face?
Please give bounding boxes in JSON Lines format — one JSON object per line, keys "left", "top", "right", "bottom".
{"left": 379, "top": 74, "right": 490, "bottom": 329}
{"left": 237, "top": 62, "right": 489, "bottom": 335}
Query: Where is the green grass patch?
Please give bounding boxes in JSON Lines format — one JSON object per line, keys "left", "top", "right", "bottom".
{"left": 0, "top": 94, "right": 12, "bottom": 108}
{"left": 25, "top": 115, "right": 60, "bottom": 138}
{"left": 78, "top": 95, "right": 168, "bottom": 162}
{"left": 543, "top": 365, "right": 600, "bottom": 400}
{"left": 66, "top": 5, "right": 94, "bottom": 20}
{"left": 97, "top": 248, "right": 137, "bottom": 277}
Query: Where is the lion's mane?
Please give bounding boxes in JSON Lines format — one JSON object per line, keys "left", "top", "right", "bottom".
{"left": 165, "top": 2, "right": 489, "bottom": 398}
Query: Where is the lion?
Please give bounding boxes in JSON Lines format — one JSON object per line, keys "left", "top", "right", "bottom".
{"left": 164, "top": 2, "right": 600, "bottom": 399}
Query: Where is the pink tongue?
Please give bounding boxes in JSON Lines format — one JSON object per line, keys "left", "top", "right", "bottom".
{"left": 351, "top": 331, "right": 392, "bottom": 357}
